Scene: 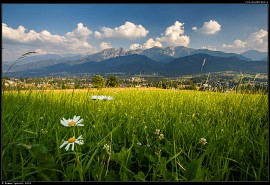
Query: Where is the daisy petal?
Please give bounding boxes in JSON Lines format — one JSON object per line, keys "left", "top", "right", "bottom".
{"left": 60, "top": 141, "right": 68, "bottom": 148}
{"left": 73, "top": 116, "right": 79, "bottom": 122}
{"left": 77, "top": 135, "right": 82, "bottom": 139}
{"left": 72, "top": 115, "right": 76, "bottom": 121}
{"left": 65, "top": 143, "right": 71, "bottom": 151}
{"left": 75, "top": 140, "right": 84, "bottom": 145}
{"left": 76, "top": 119, "right": 83, "bottom": 124}
{"left": 71, "top": 143, "right": 75, "bottom": 151}
{"left": 60, "top": 120, "right": 68, "bottom": 126}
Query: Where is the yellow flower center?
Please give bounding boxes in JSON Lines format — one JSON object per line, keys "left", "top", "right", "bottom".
{"left": 68, "top": 121, "right": 76, "bottom": 126}
{"left": 68, "top": 138, "right": 75, "bottom": 143}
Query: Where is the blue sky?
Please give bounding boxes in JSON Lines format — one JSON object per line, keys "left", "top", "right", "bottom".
{"left": 2, "top": 3, "right": 268, "bottom": 61}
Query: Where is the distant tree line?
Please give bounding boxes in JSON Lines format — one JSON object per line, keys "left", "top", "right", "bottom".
{"left": 92, "top": 75, "right": 119, "bottom": 89}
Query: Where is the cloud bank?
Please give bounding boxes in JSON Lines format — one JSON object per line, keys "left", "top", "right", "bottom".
{"left": 222, "top": 29, "right": 268, "bottom": 53}
{"left": 2, "top": 23, "right": 96, "bottom": 56}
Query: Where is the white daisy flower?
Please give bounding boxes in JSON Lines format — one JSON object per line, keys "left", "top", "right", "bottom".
{"left": 105, "top": 96, "right": 114, "bottom": 100}
{"left": 60, "top": 115, "right": 84, "bottom": 127}
{"left": 91, "top": 95, "right": 114, "bottom": 101}
{"left": 98, "top": 95, "right": 105, "bottom": 100}
{"left": 59, "top": 135, "right": 84, "bottom": 151}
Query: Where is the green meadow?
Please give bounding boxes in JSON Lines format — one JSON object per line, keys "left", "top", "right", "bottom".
{"left": 1, "top": 88, "right": 268, "bottom": 181}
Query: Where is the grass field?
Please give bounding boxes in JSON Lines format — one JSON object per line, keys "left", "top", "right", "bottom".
{"left": 1, "top": 88, "right": 268, "bottom": 181}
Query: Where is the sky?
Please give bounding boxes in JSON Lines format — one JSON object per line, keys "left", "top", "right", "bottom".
{"left": 2, "top": 3, "right": 268, "bottom": 61}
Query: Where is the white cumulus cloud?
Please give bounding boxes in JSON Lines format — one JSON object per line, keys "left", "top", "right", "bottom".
{"left": 192, "top": 20, "right": 221, "bottom": 34}
{"left": 66, "top": 23, "right": 92, "bottom": 39}
{"left": 143, "top": 38, "right": 162, "bottom": 49}
{"left": 222, "top": 29, "right": 268, "bottom": 53}
{"left": 222, "top": 39, "right": 247, "bottom": 48}
{"left": 100, "top": 42, "right": 112, "bottom": 50}
{"left": 156, "top": 21, "right": 190, "bottom": 47}
{"left": 129, "top": 43, "right": 141, "bottom": 50}
{"left": 34, "top": 48, "right": 48, "bottom": 54}
{"left": 247, "top": 29, "right": 268, "bottom": 51}
{"left": 202, "top": 46, "right": 217, "bottom": 51}
{"left": 129, "top": 21, "right": 190, "bottom": 50}
{"left": 94, "top": 21, "right": 149, "bottom": 39}
{"left": 129, "top": 38, "right": 162, "bottom": 50}
{"left": 192, "top": 26, "right": 197, "bottom": 31}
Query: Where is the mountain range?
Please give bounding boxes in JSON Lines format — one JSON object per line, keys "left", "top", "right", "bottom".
{"left": 3, "top": 46, "right": 268, "bottom": 77}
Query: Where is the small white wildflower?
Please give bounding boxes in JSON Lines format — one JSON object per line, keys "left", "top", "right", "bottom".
{"left": 199, "top": 138, "right": 207, "bottom": 145}
{"left": 59, "top": 135, "right": 84, "bottom": 151}
{"left": 40, "top": 129, "right": 48, "bottom": 134}
{"left": 158, "top": 134, "right": 164, "bottom": 140}
{"left": 103, "top": 144, "right": 110, "bottom": 151}
{"left": 137, "top": 142, "right": 142, "bottom": 146}
{"left": 60, "top": 115, "right": 84, "bottom": 127}
{"left": 155, "top": 129, "right": 160, "bottom": 135}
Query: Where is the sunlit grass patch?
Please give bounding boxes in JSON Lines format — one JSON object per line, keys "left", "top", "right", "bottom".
{"left": 2, "top": 88, "right": 268, "bottom": 181}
